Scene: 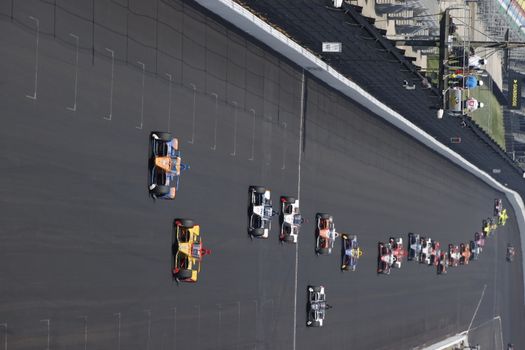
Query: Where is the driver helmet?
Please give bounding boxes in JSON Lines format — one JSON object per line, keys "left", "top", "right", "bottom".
{"left": 478, "top": 80, "right": 484, "bottom": 86}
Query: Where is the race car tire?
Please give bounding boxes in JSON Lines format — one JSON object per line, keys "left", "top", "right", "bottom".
{"left": 317, "top": 248, "right": 330, "bottom": 255}
{"left": 251, "top": 228, "right": 265, "bottom": 237}
{"left": 281, "top": 196, "right": 296, "bottom": 203}
{"left": 250, "top": 186, "right": 266, "bottom": 194}
{"left": 152, "top": 131, "right": 172, "bottom": 142}
{"left": 151, "top": 185, "right": 171, "bottom": 197}
{"left": 318, "top": 213, "right": 331, "bottom": 220}
{"left": 176, "top": 269, "right": 192, "bottom": 280}
{"left": 174, "top": 218, "right": 194, "bottom": 228}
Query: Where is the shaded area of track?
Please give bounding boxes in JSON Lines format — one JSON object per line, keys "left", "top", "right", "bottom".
{"left": 0, "top": 0, "right": 522, "bottom": 349}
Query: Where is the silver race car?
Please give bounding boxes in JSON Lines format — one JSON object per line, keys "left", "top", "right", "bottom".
{"left": 307, "top": 286, "right": 330, "bottom": 327}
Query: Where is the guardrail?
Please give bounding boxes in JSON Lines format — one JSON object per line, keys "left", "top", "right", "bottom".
{"left": 196, "top": 0, "right": 525, "bottom": 303}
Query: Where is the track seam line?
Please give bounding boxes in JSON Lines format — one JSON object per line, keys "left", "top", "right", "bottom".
{"left": 468, "top": 284, "right": 487, "bottom": 332}
{"left": 293, "top": 69, "right": 306, "bottom": 350}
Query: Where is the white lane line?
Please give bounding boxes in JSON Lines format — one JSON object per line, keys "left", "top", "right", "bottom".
{"left": 104, "top": 48, "right": 115, "bottom": 121}
{"left": 248, "top": 109, "right": 256, "bottom": 161}
{"left": 211, "top": 92, "right": 218, "bottom": 150}
{"left": 166, "top": 73, "right": 173, "bottom": 132}
{"left": 236, "top": 301, "right": 241, "bottom": 350}
{"left": 40, "top": 319, "right": 50, "bottom": 350}
{"left": 468, "top": 284, "right": 487, "bottom": 332}
{"left": 67, "top": 33, "right": 80, "bottom": 112}
{"left": 230, "top": 101, "right": 238, "bottom": 156}
{"left": 265, "top": 114, "right": 272, "bottom": 165}
{"left": 188, "top": 83, "right": 197, "bottom": 144}
{"left": 144, "top": 309, "right": 151, "bottom": 350}
{"left": 0, "top": 323, "right": 7, "bottom": 350}
{"left": 78, "top": 316, "right": 88, "bottom": 350}
{"left": 281, "top": 121, "right": 287, "bottom": 170}
{"left": 292, "top": 69, "right": 305, "bottom": 350}
{"left": 136, "top": 61, "right": 145, "bottom": 130}
{"left": 26, "top": 16, "right": 39, "bottom": 100}
{"left": 113, "top": 312, "right": 121, "bottom": 350}
{"left": 495, "top": 315, "right": 504, "bottom": 350}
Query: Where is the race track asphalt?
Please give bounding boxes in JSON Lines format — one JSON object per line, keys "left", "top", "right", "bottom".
{"left": 0, "top": 0, "right": 523, "bottom": 349}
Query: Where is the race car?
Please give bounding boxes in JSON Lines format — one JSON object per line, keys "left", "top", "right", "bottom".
{"left": 482, "top": 218, "right": 497, "bottom": 237}
{"left": 436, "top": 250, "right": 448, "bottom": 275}
{"left": 507, "top": 244, "right": 515, "bottom": 262}
{"left": 341, "top": 234, "right": 362, "bottom": 271}
{"left": 469, "top": 240, "right": 481, "bottom": 260}
{"left": 407, "top": 233, "right": 422, "bottom": 262}
{"left": 306, "top": 286, "right": 331, "bottom": 327}
{"left": 377, "top": 242, "right": 395, "bottom": 274}
{"left": 499, "top": 208, "right": 508, "bottom": 226}
{"left": 429, "top": 241, "right": 441, "bottom": 266}
{"left": 248, "top": 186, "right": 276, "bottom": 238}
{"left": 149, "top": 131, "right": 189, "bottom": 199}
{"left": 389, "top": 237, "right": 406, "bottom": 265}
{"left": 494, "top": 198, "right": 503, "bottom": 216}
{"left": 448, "top": 244, "right": 460, "bottom": 267}
{"left": 315, "top": 213, "right": 339, "bottom": 255}
{"left": 474, "top": 232, "right": 485, "bottom": 251}
{"left": 459, "top": 243, "right": 471, "bottom": 265}
{"left": 279, "top": 196, "right": 302, "bottom": 244}
{"left": 172, "top": 218, "right": 210, "bottom": 283}
{"left": 377, "top": 238, "right": 404, "bottom": 274}
{"left": 420, "top": 237, "right": 434, "bottom": 265}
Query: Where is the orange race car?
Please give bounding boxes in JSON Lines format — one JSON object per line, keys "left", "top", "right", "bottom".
{"left": 315, "top": 213, "right": 339, "bottom": 255}
{"left": 149, "top": 131, "right": 189, "bottom": 200}
{"left": 459, "top": 243, "right": 471, "bottom": 265}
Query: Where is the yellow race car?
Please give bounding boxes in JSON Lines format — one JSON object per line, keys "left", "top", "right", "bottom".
{"left": 482, "top": 218, "right": 497, "bottom": 237}
{"left": 172, "top": 219, "right": 210, "bottom": 283}
{"left": 499, "top": 209, "right": 508, "bottom": 226}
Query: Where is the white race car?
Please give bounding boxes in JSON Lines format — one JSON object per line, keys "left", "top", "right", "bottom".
{"left": 248, "top": 186, "right": 275, "bottom": 238}
{"left": 420, "top": 237, "right": 433, "bottom": 265}
{"left": 279, "top": 196, "right": 302, "bottom": 243}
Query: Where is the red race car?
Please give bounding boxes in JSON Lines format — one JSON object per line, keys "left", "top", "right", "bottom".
{"left": 436, "top": 250, "right": 448, "bottom": 275}
{"left": 429, "top": 241, "right": 441, "bottom": 266}
{"left": 377, "top": 237, "right": 405, "bottom": 274}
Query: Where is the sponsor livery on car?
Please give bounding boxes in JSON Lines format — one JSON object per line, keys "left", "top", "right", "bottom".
{"left": 307, "top": 286, "right": 330, "bottom": 327}
{"left": 459, "top": 243, "right": 471, "bottom": 265}
{"left": 149, "top": 132, "right": 189, "bottom": 199}
{"left": 279, "top": 196, "right": 302, "bottom": 244}
{"left": 408, "top": 233, "right": 422, "bottom": 262}
{"left": 494, "top": 198, "right": 503, "bottom": 216}
{"left": 315, "top": 213, "right": 339, "bottom": 255}
{"left": 341, "top": 234, "right": 362, "bottom": 271}
{"left": 448, "top": 244, "right": 460, "bottom": 267}
{"left": 172, "top": 219, "right": 210, "bottom": 283}
{"left": 248, "top": 186, "right": 276, "bottom": 238}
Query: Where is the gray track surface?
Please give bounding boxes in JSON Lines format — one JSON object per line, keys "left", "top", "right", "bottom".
{"left": 0, "top": 0, "right": 522, "bottom": 349}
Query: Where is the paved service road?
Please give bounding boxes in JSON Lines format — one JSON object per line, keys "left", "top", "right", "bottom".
{"left": 0, "top": 0, "right": 522, "bottom": 349}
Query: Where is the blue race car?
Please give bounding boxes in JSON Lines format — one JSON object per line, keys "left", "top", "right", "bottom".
{"left": 149, "top": 131, "right": 189, "bottom": 199}
{"left": 341, "top": 234, "right": 362, "bottom": 271}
